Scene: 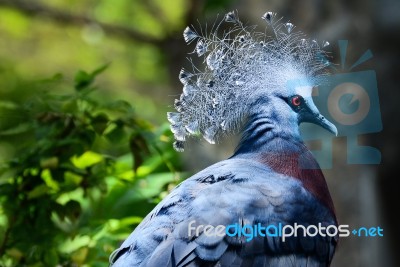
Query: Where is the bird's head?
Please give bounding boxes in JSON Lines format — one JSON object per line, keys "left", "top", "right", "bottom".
{"left": 249, "top": 80, "right": 338, "bottom": 139}
{"left": 168, "top": 11, "right": 337, "bottom": 151}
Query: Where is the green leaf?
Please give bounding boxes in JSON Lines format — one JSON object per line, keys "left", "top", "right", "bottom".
{"left": 27, "top": 184, "right": 49, "bottom": 199}
{"left": 91, "top": 113, "right": 109, "bottom": 134}
{"left": 74, "top": 64, "right": 109, "bottom": 91}
{"left": 91, "top": 63, "right": 110, "bottom": 77}
{"left": 59, "top": 235, "right": 91, "bottom": 254}
{"left": 41, "top": 169, "right": 60, "bottom": 192}
{"left": 105, "top": 123, "right": 126, "bottom": 142}
{"left": 39, "top": 73, "right": 63, "bottom": 83}
{"left": 40, "top": 157, "right": 59, "bottom": 169}
{"left": 0, "top": 100, "right": 19, "bottom": 109}
{"left": 64, "top": 171, "right": 83, "bottom": 186}
{"left": 94, "top": 172, "right": 179, "bottom": 219}
{"left": 104, "top": 100, "right": 134, "bottom": 113}
{"left": 43, "top": 248, "right": 59, "bottom": 266}
{"left": 0, "top": 122, "right": 31, "bottom": 135}
{"left": 71, "top": 151, "right": 103, "bottom": 169}
{"left": 72, "top": 247, "right": 89, "bottom": 264}
{"left": 74, "top": 70, "right": 92, "bottom": 91}
{"left": 61, "top": 99, "right": 78, "bottom": 113}
{"left": 106, "top": 216, "right": 143, "bottom": 232}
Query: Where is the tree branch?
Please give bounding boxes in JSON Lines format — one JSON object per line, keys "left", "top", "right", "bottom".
{"left": 0, "top": 0, "right": 164, "bottom": 45}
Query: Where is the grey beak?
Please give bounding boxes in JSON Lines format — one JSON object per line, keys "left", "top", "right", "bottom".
{"left": 300, "top": 98, "right": 338, "bottom": 136}
{"left": 315, "top": 114, "right": 338, "bottom": 136}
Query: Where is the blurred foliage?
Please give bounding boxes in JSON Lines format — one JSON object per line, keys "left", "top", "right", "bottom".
{"left": 0, "top": 0, "right": 186, "bottom": 124}
{"left": 0, "top": 0, "right": 234, "bottom": 265}
{"left": 0, "top": 67, "right": 183, "bottom": 266}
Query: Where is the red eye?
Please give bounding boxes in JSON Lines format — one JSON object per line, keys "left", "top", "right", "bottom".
{"left": 291, "top": 96, "right": 302, "bottom": 106}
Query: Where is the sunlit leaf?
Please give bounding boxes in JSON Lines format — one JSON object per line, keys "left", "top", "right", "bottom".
{"left": 107, "top": 216, "right": 143, "bottom": 231}
{"left": 71, "top": 151, "right": 103, "bottom": 169}
{"left": 64, "top": 171, "right": 83, "bottom": 186}
{"left": 41, "top": 169, "right": 60, "bottom": 192}
{"left": 59, "top": 235, "right": 91, "bottom": 254}
{"left": 56, "top": 188, "right": 85, "bottom": 205}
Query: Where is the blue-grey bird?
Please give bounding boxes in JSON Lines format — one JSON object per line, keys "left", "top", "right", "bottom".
{"left": 110, "top": 11, "right": 338, "bottom": 267}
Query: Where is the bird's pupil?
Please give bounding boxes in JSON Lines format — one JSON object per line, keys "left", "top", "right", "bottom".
{"left": 292, "top": 96, "right": 301, "bottom": 106}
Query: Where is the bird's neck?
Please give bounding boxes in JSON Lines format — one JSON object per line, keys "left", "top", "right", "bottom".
{"left": 234, "top": 112, "right": 303, "bottom": 155}
{"left": 232, "top": 113, "right": 336, "bottom": 220}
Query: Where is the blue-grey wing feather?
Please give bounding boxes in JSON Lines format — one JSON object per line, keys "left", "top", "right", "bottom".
{"left": 110, "top": 158, "right": 336, "bottom": 267}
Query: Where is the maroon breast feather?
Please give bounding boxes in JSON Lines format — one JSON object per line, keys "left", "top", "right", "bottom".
{"left": 258, "top": 150, "right": 337, "bottom": 222}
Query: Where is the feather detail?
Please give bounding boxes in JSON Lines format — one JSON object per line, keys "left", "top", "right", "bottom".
{"left": 183, "top": 26, "right": 198, "bottom": 43}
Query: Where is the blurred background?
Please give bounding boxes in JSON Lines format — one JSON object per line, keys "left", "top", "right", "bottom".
{"left": 0, "top": 0, "right": 398, "bottom": 266}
